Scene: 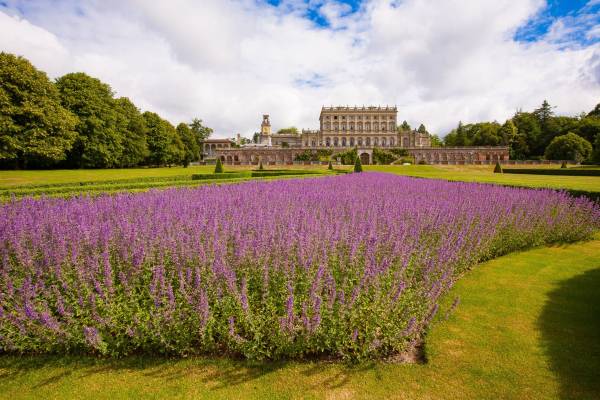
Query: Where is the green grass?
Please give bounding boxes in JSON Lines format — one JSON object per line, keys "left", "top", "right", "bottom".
{"left": 1, "top": 239, "right": 598, "bottom": 399}
{"left": 365, "top": 164, "right": 600, "bottom": 192}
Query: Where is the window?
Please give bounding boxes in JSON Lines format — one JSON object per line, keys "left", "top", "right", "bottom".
{"left": 389, "top": 138, "right": 395, "bottom": 146}
{"left": 334, "top": 137, "right": 339, "bottom": 146}
{"left": 350, "top": 138, "right": 355, "bottom": 146}
{"left": 326, "top": 137, "right": 331, "bottom": 147}
{"left": 366, "top": 137, "right": 370, "bottom": 146}
{"left": 311, "top": 140, "right": 316, "bottom": 146}
{"left": 342, "top": 137, "right": 347, "bottom": 146}
{"left": 358, "top": 137, "right": 363, "bottom": 146}
{"left": 382, "top": 137, "right": 387, "bottom": 146}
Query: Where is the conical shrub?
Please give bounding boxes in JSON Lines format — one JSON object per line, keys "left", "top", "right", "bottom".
{"left": 354, "top": 156, "right": 363, "bottom": 173}
{"left": 493, "top": 161, "right": 502, "bottom": 173}
{"left": 328, "top": 160, "right": 333, "bottom": 170}
{"left": 561, "top": 161, "right": 567, "bottom": 169}
{"left": 214, "top": 158, "right": 224, "bottom": 173}
{"left": 259, "top": 161, "right": 264, "bottom": 170}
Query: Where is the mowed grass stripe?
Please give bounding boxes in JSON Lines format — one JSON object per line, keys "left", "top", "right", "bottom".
{"left": 1, "top": 240, "right": 598, "bottom": 399}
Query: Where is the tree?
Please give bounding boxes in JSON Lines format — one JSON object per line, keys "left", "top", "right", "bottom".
{"left": 454, "top": 121, "right": 468, "bottom": 146}
{"left": 214, "top": 157, "right": 223, "bottom": 173}
{"left": 512, "top": 112, "right": 542, "bottom": 157}
{"left": 575, "top": 117, "right": 600, "bottom": 144}
{"left": 0, "top": 52, "right": 77, "bottom": 168}
{"left": 399, "top": 120, "right": 411, "bottom": 132}
{"left": 469, "top": 122, "right": 501, "bottom": 146}
{"left": 114, "top": 97, "right": 148, "bottom": 167}
{"left": 252, "top": 132, "right": 260, "bottom": 143}
{"left": 56, "top": 72, "right": 122, "bottom": 168}
{"left": 499, "top": 119, "right": 517, "bottom": 146}
{"left": 143, "top": 112, "right": 182, "bottom": 166}
{"left": 587, "top": 103, "right": 600, "bottom": 119}
{"left": 354, "top": 155, "right": 363, "bottom": 172}
{"left": 593, "top": 133, "right": 600, "bottom": 162}
{"left": 429, "top": 134, "right": 443, "bottom": 147}
{"left": 417, "top": 124, "right": 428, "bottom": 134}
{"left": 277, "top": 127, "right": 299, "bottom": 135}
{"left": 176, "top": 122, "right": 200, "bottom": 167}
{"left": 544, "top": 132, "right": 592, "bottom": 163}
{"left": 189, "top": 118, "right": 212, "bottom": 143}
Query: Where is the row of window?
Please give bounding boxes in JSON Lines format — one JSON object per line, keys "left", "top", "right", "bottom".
{"left": 324, "top": 115, "right": 395, "bottom": 121}
{"left": 304, "top": 137, "right": 397, "bottom": 147}
{"left": 322, "top": 122, "right": 396, "bottom": 131}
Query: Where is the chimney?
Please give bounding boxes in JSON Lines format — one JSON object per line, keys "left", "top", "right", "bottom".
{"left": 236, "top": 133, "right": 241, "bottom": 145}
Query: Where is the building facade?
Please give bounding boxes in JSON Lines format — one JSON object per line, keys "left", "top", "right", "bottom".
{"left": 204, "top": 106, "right": 509, "bottom": 164}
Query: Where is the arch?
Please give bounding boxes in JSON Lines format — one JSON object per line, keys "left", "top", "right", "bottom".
{"left": 326, "top": 137, "right": 331, "bottom": 147}
{"left": 389, "top": 137, "right": 395, "bottom": 147}
{"left": 220, "top": 155, "right": 225, "bottom": 161}
{"left": 342, "top": 137, "right": 347, "bottom": 147}
{"left": 311, "top": 140, "right": 316, "bottom": 147}
{"left": 374, "top": 137, "right": 379, "bottom": 146}
{"left": 234, "top": 155, "right": 239, "bottom": 162}
{"left": 334, "top": 137, "right": 339, "bottom": 146}
{"left": 226, "top": 155, "right": 233, "bottom": 163}
{"left": 389, "top": 122, "right": 395, "bottom": 131}
{"left": 350, "top": 137, "right": 355, "bottom": 146}
{"left": 357, "top": 137, "right": 363, "bottom": 146}
{"left": 381, "top": 137, "right": 387, "bottom": 147}
{"left": 360, "top": 152, "right": 370, "bottom": 165}
{"left": 365, "top": 137, "right": 371, "bottom": 146}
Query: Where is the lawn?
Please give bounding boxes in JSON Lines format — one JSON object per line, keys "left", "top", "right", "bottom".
{"left": 366, "top": 164, "right": 600, "bottom": 192}
{"left": 0, "top": 239, "right": 598, "bottom": 399}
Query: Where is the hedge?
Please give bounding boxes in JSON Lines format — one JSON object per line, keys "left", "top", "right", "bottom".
{"left": 502, "top": 168, "right": 600, "bottom": 177}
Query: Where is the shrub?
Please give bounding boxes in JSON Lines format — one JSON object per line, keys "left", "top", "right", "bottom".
{"left": 354, "top": 156, "right": 363, "bottom": 172}
{"left": 328, "top": 160, "right": 333, "bottom": 170}
{"left": 258, "top": 161, "right": 264, "bottom": 170}
{"left": 372, "top": 148, "right": 397, "bottom": 165}
{"left": 561, "top": 161, "right": 567, "bottom": 169}
{"left": 1, "top": 175, "right": 597, "bottom": 361}
{"left": 214, "top": 158, "right": 224, "bottom": 173}
{"left": 494, "top": 162, "right": 503, "bottom": 173}
{"left": 545, "top": 132, "right": 593, "bottom": 163}
{"left": 418, "top": 160, "right": 426, "bottom": 165}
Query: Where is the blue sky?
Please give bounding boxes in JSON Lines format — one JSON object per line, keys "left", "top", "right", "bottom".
{"left": 265, "top": 0, "right": 600, "bottom": 45}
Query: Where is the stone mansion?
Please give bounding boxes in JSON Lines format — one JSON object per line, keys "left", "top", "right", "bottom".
{"left": 202, "top": 106, "right": 509, "bottom": 165}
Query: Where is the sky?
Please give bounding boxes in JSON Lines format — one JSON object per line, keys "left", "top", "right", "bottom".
{"left": 1, "top": 0, "right": 599, "bottom": 138}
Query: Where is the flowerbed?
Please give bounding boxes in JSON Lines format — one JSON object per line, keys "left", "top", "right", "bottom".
{"left": 1, "top": 173, "right": 598, "bottom": 360}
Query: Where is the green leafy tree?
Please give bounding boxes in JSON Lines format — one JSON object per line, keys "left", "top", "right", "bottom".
{"left": 454, "top": 121, "right": 469, "bottom": 146}
{"left": 512, "top": 112, "right": 542, "bottom": 157}
{"left": 143, "top": 112, "right": 182, "bottom": 166}
{"left": 399, "top": 120, "right": 411, "bottom": 132}
{"left": 544, "top": 132, "right": 592, "bottom": 162}
{"left": 114, "top": 97, "right": 148, "bottom": 167}
{"left": 587, "top": 103, "right": 600, "bottom": 119}
{"left": 354, "top": 155, "right": 363, "bottom": 172}
{"left": 56, "top": 72, "right": 122, "bottom": 168}
{"left": 499, "top": 119, "right": 517, "bottom": 146}
{"left": 0, "top": 52, "right": 77, "bottom": 168}
{"left": 575, "top": 117, "right": 600, "bottom": 144}
{"left": 189, "top": 118, "right": 212, "bottom": 144}
{"left": 469, "top": 122, "right": 502, "bottom": 146}
{"left": 277, "top": 127, "right": 299, "bottom": 135}
{"left": 417, "top": 124, "right": 428, "bottom": 134}
{"left": 176, "top": 122, "right": 200, "bottom": 167}
{"left": 429, "top": 134, "right": 443, "bottom": 147}
{"left": 252, "top": 132, "right": 260, "bottom": 143}
{"left": 593, "top": 133, "right": 600, "bottom": 162}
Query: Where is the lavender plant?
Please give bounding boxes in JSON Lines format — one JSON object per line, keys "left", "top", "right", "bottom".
{"left": 1, "top": 173, "right": 598, "bottom": 360}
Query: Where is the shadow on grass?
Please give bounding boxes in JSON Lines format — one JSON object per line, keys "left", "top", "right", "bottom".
{"left": 538, "top": 268, "right": 600, "bottom": 399}
{"left": 0, "top": 352, "right": 376, "bottom": 391}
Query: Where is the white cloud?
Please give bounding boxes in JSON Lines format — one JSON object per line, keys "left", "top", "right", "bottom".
{"left": 0, "top": 0, "right": 599, "bottom": 138}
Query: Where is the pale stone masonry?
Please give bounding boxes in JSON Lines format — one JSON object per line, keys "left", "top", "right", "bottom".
{"left": 204, "top": 106, "right": 509, "bottom": 165}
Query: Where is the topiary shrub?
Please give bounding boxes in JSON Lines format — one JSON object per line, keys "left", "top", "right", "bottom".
{"left": 214, "top": 158, "right": 224, "bottom": 173}
{"left": 561, "top": 161, "right": 567, "bottom": 169}
{"left": 354, "top": 156, "right": 363, "bottom": 173}
{"left": 258, "top": 161, "right": 264, "bottom": 170}
{"left": 418, "top": 160, "right": 427, "bottom": 165}
{"left": 328, "top": 160, "right": 333, "bottom": 170}
{"left": 493, "top": 161, "right": 503, "bottom": 173}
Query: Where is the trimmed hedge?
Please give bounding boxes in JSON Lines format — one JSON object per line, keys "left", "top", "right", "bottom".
{"left": 191, "top": 172, "right": 248, "bottom": 180}
{"left": 503, "top": 168, "right": 600, "bottom": 177}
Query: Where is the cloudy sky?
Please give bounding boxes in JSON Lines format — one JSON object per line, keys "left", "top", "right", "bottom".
{"left": 1, "top": 0, "right": 599, "bottom": 138}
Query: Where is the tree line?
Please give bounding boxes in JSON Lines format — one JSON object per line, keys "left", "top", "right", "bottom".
{"left": 0, "top": 52, "right": 212, "bottom": 169}
{"left": 443, "top": 100, "right": 600, "bottom": 162}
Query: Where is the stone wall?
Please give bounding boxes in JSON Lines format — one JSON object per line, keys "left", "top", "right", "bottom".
{"left": 213, "top": 146, "right": 510, "bottom": 165}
